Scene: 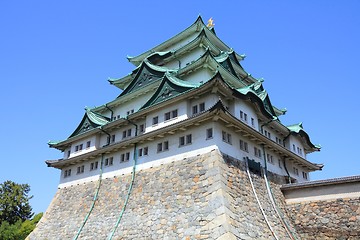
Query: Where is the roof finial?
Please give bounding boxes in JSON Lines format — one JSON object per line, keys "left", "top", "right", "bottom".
{"left": 207, "top": 17, "right": 215, "bottom": 28}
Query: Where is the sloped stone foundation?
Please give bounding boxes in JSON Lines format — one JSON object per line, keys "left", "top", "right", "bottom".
{"left": 28, "top": 149, "right": 298, "bottom": 239}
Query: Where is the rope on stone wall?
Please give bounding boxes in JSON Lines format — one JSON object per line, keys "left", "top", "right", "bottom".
{"left": 107, "top": 143, "right": 138, "bottom": 240}
{"left": 246, "top": 165, "right": 279, "bottom": 240}
{"left": 73, "top": 155, "right": 104, "bottom": 240}
{"left": 264, "top": 173, "right": 298, "bottom": 240}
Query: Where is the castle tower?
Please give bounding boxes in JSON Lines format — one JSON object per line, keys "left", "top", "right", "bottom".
{"left": 29, "top": 17, "right": 324, "bottom": 239}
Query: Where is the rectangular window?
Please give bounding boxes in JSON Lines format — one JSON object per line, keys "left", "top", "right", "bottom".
{"left": 111, "top": 135, "right": 115, "bottom": 143}
{"left": 278, "top": 159, "right": 282, "bottom": 168}
{"left": 165, "top": 112, "right": 171, "bottom": 121}
{"left": 77, "top": 165, "right": 84, "bottom": 174}
{"left": 199, "top": 102, "right": 205, "bottom": 112}
{"left": 206, "top": 128, "right": 213, "bottom": 139}
{"left": 293, "top": 167, "right": 299, "bottom": 176}
{"left": 139, "top": 147, "right": 148, "bottom": 157}
{"left": 121, "top": 152, "right": 130, "bottom": 162}
{"left": 64, "top": 169, "right": 72, "bottom": 178}
{"left": 179, "top": 134, "right": 192, "bottom": 146}
{"left": 302, "top": 171, "right": 308, "bottom": 179}
{"left": 251, "top": 118, "right": 255, "bottom": 127}
{"left": 90, "top": 161, "right": 98, "bottom": 171}
{"left": 165, "top": 109, "right": 178, "bottom": 121}
{"left": 267, "top": 154, "right": 274, "bottom": 164}
{"left": 157, "top": 141, "right": 169, "bottom": 152}
{"left": 240, "top": 110, "right": 248, "bottom": 122}
{"left": 192, "top": 105, "right": 198, "bottom": 115}
{"left": 222, "top": 131, "right": 232, "bottom": 144}
{"left": 127, "top": 109, "right": 134, "bottom": 116}
{"left": 153, "top": 116, "right": 158, "bottom": 125}
{"left": 293, "top": 144, "right": 296, "bottom": 152}
{"left": 254, "top": 147, "right": 262, "bottom": 158}
{"left": 127, "top": 129, "right": 132, "bottom": 137}
{"left": 143, "top": 147, "right": 148, "bottom": 156}
{"left": 86, "top": 141, "right": 91, "bottom": 148}
{"left": 164, "top": 141, "right": 169, "bottom": 151}
{"left": 67, "top": 150, "right": 71, "bottom": 158}
{"left": 240, "top": 139, "right": 248, "bottom": 152}
{"left": 139, "top": 124, "right": 145, "bottom": 133}
{"left": 122, "top": 130, "right": 127, "bottom": 139}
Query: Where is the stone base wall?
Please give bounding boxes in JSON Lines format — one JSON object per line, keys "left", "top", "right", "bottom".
{"left": 286, "top": 198, "right": 360, "bottom": 239}
{"left": 29, "top": 149, "right": 298, "bottom": 239}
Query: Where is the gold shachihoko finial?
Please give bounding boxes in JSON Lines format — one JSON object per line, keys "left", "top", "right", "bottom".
{"left": 207, "top": 17, "right": 215, "bottom": 28}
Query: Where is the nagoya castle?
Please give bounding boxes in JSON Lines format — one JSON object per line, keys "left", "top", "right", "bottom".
{"left": 29, "top": 17, "right": 360, "bottom": 239}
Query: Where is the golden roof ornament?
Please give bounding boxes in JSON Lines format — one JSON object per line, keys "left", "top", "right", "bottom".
{"left": 207, "top": 17, "right": 215, "bottom": 28}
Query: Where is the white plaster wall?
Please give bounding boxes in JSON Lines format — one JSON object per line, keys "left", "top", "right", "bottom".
{"left": 145, "top": 101, "right": 188, "bottom": 133}
{"left": 234, "top": 99, "right": 259, "bottom": 130}
{"left": 288, "top": 135, "right": 305, "bottom": 158}
{"left": 181, "top": 68, "right": 214, "bottom": 85}
{"left": 111, "top": 92, "right": 153, "bottom": 120}
{"left": 165, "top": 47, "right": 205, "bottom": 69}
{"left": 67, "top": 135, "right": 98, "bottom": 159}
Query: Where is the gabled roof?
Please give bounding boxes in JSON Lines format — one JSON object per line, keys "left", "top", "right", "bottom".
{"left": 140, "top": 72, "right": 200, "bottom": 109}
{"left": 177, "top": 49, "right": 248, "bottom": 88}
{"left": 287, "top": 123, "right": 321, "bottom": 152}
{"left": 117, "top": 60, "right": 176, "bottom": 97}
{"left": 127, "top": 16, "right": 244, "bottom": 66}
{"left": 48, "top": 108, "right": 110, "bottom": 150}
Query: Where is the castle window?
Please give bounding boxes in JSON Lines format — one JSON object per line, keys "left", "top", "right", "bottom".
{"left": 266, "top": 154, "right": 274, "bottom": 164}
{"left": 199, "top": 102, "right": 205, "bottom": 112}
{"left": 139, "top": 147, "right": 148, "bottom": 157}
{"left": 90, "top": 161, "right": 98, "bottom": 171}
{"left": 152, "top": 116, "right": 158, "bottom": 125}
{"left": 105, "top": 157, "right": 114, "bottom": 166}
{"left": 293, "top": 167, "right": 299, "bottom": 176}
{"left": 157, "top": 141, "right": 169, "bottom": 152}
{"left": 302, "top": 171, "right": 308, "bottom": 179}
{"left": 122, "top": 129, "right": 132, "bottom": 139}
{"left": 293, "top": 144, "right": 296, "bottom": 152}
{"left": 121, "top": 152, "right": 130, "bottom": 162}
{"left": 179, "top": 134, "right": 192, "bottom": 147}
{"left": 254, "top": 147, "right": 262, "bottom": 158}
{"left": 240, "top": 111, "right": 248, "bottom": 123}
{"left": 206, "top": 128, "right": 213, "bottom": 139}
{"left": 139, "top": 124, "right": 145, "bottom": 133}
{"left": 192, "top": 105, "right": 198, "bottom": 115}
{"left": 240, "top": 139, "right": 249, "bottom": 152}
{"left": 278, "top": 159, "right": 282, "bottom": 168}
{"left": 192, "top": 102, "right": 205, "bottom": 115}
{"left": 64, "top": 169, "right": 72, "bottom": 178}
{"left": 127, "top": 109, "right": 134, "bottom": 115}
{"left": 222, "top": 131, "right": 232, "bottom": 144}
{"left": 251, "top": 118, "right": 255, "bottom": 127}
{"left": 86, "top": 141, "right": 91, "bottom": 148}
{"left": 67, "top": 150, "right": 71, "bottom": 158}
{"left": 77, "top": 165, "right": 84, "bottom": 174}
{"left": 164, "top": 109, "right": 178, "bottom": 121}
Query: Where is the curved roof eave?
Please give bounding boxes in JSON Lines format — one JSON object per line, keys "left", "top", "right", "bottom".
{"left": 287, "top": 123, "right": 321, "bottom": 152}
{"left": 127, "top": 16, "right": 206, "bottom": 66}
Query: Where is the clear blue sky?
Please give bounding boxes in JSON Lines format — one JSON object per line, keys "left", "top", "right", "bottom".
{"left": 1, "top": 1, "right": 359, "bottom": 214}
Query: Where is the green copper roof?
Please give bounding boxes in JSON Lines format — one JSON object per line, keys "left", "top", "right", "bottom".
{"left": 68, "top": 108, "right": 109, "bottom": 138}
{"left": 141, "top": 73, "right": 200, "bottom": 109}
{"left": 287, "top": 122, "right": 321, "bottom": 151}
{"left": 118, "top": 61, "right": 175, "bottom": 98}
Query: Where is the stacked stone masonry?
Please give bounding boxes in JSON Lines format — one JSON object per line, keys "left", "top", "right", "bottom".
{"left": 29, "top": 150, "right": 299, "bottom": 239}
{"left": 286, "top": 198, "right": 360, "bottom": 239}
{"left": 28, "top": 150, "right": 359, "bottom": 239}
